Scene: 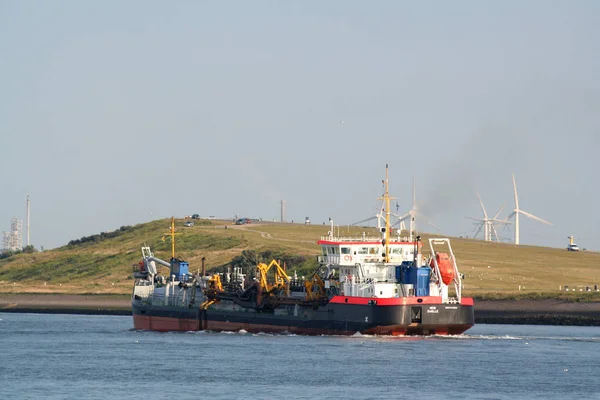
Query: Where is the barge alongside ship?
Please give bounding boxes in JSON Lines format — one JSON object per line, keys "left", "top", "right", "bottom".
{"left": 132, "top": 166, "right": 474, "bottom": 335}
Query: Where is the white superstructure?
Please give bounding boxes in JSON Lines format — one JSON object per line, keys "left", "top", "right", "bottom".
{"left": 317, "top": 229, "right": 462, "bottom": 304}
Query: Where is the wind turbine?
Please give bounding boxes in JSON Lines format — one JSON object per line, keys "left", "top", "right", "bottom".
{"left": 465, "top": 192, "right": 509, "bottom": 242}
{"left": 393, "top": 178, "right": 441, "bottom": 241}
{"left": 506, "top": 173, "right": 552, "bottom": 245}
{"left": 352, "top": 178, "right": 439, "bottom": 239}
{"left": 351, "top": 180, "right": 395, "bottom": 230}
{"left": 351, "top": 204, "right": 385, "bottom": 230}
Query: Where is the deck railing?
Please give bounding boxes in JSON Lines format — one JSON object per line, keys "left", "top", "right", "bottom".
{"left": 320, "top": 235, "right": 412, "bottom": 243}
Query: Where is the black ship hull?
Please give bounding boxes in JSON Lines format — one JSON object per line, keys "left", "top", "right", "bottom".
{"left": 132, "top": 296, "right": 474, "bottom": 336}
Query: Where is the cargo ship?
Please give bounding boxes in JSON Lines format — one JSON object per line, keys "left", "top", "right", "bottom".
{"left": 132, "top": 166, "right": 474, "bottom": 335}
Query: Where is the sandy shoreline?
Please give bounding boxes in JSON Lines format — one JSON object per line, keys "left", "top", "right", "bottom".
{"left": 474, "top": 299, "right": 600, "bottom": 326}
{"left": 1, "top": 295, "right": 600, "bottom": 325}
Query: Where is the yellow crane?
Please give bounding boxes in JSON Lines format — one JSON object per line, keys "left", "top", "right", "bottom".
{"left": 208, "top": 273, "right": 224, "bottom": 292}
{"left": 256, "top": 260, "right": 291, "bottom": 294}
{"left": 203, "top": 273, "right": 224, "bottom": 304}
{"left": 304, "top": 273, "right": 326, "bottom": 300}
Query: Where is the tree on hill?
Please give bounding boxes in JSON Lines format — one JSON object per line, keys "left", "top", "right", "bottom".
{"left": 0, "top": 245, "right": 37, "bottom": 260}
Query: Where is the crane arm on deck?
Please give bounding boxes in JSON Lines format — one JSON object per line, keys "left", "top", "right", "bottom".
{"left": 304, "top": 273, "right": 326, "bottom": 300}
{"left": 256, "top": 260, "right": 291, "bottom": 293}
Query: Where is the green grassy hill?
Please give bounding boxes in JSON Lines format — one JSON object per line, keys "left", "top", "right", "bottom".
{"left": 1, "top": 218, "right": 599, "bottom": 299}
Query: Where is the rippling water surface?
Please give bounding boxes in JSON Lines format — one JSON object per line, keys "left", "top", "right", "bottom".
{"left": 1, "top": 313, "right": 599, "bottom": 399}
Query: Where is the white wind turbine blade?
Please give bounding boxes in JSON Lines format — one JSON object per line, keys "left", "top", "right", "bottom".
{"left": 417, "top": 211, "right": 441, "bottom": 232}
{"left": 519, "top": 210, "right": 552, "bottom": 225}
{"left": 391, "top": 212, "right": 410, "bottom": 228}
{"left": 490, "top": 218, "right": 511, "bottom": 225}
{"left": 351, "top": 215, "right": 378, "bottom": 226}
{"left": 465, "top": 216, "right": 485, "bottom": 222}
{"left": 476, "top": 192, "right": 489, "bottom": 219}
{"left": 512, "top": 173, "right": 520, "bottom": 210}
{"left": 393, "top": 212, "right": 410, "bottom": 221}
{"left": 426, "top": 221, "right": 442, "bottom": 233}
{"left": 492, "top": 202, "right": 506, "bottom": 220}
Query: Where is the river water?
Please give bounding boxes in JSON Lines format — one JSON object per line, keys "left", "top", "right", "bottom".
{"left": 0, "top": 312, "right": 598, "bottom": 400}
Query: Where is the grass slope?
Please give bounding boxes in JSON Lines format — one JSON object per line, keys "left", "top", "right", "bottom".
{"left": 1, "top": 219, "right": 599, "bottom": 299}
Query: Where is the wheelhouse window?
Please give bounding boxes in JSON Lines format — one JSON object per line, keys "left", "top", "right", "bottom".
{"left": 341, "top": 247, "right": 351, "bottom": 254}
{"left": 357, "top": 247, "right": 368, "bottom": 254}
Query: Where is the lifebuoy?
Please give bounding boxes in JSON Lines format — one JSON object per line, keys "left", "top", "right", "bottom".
{"left": 343, "top": 255, "right": 352, "bottom": 262}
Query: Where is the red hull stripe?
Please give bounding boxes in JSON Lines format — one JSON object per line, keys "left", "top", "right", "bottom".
{"left": 132, "top": 315, "right": 472, "bottom": 336}
{"left": 329, "top": 295, "right": 474, "bottom": 306}
{"left": 132, "top": 314, "right": 354, "bottom": 335}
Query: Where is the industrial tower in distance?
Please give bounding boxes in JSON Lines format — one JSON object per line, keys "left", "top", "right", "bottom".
{"left": 1, "top": 193, "right": 30, "bottom": 252}
{"left": 27, "top": 193, "right": 31, "bottom": 246}
{"left": 2, "top": 218, "right": 23, "bottom": 251}
{"left": 280, "top": 200, "right": 286, "bottom": 222}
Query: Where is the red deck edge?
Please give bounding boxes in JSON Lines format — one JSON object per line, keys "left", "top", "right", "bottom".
{"left": 329, "top": 295, "right": 475, "bottom": 306}
{"left": 460, "top": 297, "right": 474, "bottom": 306}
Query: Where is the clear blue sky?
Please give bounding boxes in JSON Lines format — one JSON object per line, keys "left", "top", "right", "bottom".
{"left": 1, "top": 1, "right": 599, "bottom": 250}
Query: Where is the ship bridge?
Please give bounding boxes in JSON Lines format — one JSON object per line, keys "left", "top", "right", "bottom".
{"left": 317, "top": 235, "right": 420, "bottom": 265}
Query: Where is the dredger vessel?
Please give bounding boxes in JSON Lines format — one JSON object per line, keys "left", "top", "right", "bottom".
{"left": 132, "top": 166, "right": 474, "bottom": 335}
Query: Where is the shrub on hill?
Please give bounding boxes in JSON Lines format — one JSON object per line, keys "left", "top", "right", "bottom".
{"left": 0, "top": 249, "right": 17, "bottom": 260}
{"left": 0, "top": 245, "right": 38, "bottom": 260}
{"left": 68, "top": 225, "right": 134, "bottom": 246}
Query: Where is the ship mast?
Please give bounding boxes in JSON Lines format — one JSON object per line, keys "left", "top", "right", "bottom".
{"left": 164, "top": 216, "right": 178, "bottom": 259}
{"left": 378, "top": 165, "right": 394, "bottom": 263}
